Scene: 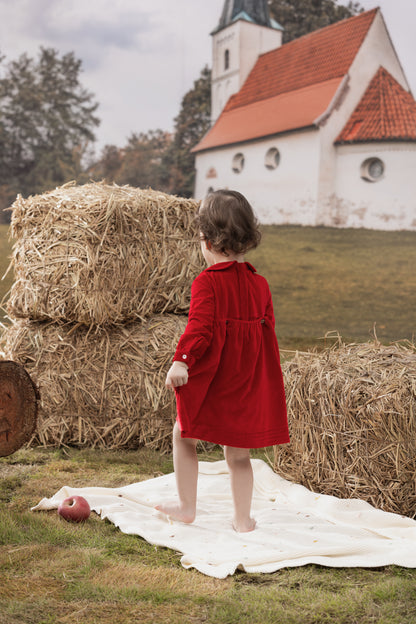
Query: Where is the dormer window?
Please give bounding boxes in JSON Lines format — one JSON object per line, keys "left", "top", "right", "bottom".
{"left": 224, "top": 49, "right": 230, "bottom": 71}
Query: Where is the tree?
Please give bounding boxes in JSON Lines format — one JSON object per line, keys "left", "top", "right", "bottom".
{"left": 0, "top": 47, "right": 99, "bottom": 215}
{"left": 115, "top": 129, "right": 172, "bottom": 190}
{"left": 269, "top": 0, "right": 364, "bottom": 43}
{"left": 90, "top": 130, "right": 172, "bottom": 191}
{"left": 163, "top": 65, "right": 211, "bottom": 197}
{"left": 90, "top": 67, "right": 211, "bottom": 198}
{"left": 90, "top": 144, "right": 123, "bottom": 182}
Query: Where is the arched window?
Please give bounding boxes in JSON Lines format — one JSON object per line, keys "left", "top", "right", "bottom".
{"left": 224, "top": 49, "right": 230, "bottom": 71}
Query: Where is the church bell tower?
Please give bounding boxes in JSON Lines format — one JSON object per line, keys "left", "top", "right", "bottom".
{"left": 211, "top": 0, "right": 283, "bottom": 123}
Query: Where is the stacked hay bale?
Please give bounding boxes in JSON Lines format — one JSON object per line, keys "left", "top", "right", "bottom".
{"left": 278, "top": 339, "right": 416, "bottom": 518}
{"left": 1, "top": 182, "right": 202, "bottom": 451}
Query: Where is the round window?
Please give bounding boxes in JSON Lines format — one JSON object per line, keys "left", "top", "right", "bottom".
{"left": 361, "top": 157, "right": 385, "bottom": 182}
{"left": 265, "top": 147, "right": 280, "bottom": 170}
{"left": 232, "top": 153, "right": 245, "bottom": 174}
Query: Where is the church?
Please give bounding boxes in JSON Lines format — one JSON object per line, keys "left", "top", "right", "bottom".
{"left": 192, "top": 1, "right": 416, "bottom": 230}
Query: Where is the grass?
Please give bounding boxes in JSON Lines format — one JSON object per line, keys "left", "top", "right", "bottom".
{"left": 248, "top": 226, "right": 416, "bottom": 350}
{"left": 0, "top": 223, "right": 415, "bottom": 621}
{"left": 1, "top": 447, "right": 416, "bottom": 624}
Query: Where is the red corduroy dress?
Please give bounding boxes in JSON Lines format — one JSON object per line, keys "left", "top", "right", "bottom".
{"left": 172, "top": 261, "right": 289, "bottom": 449}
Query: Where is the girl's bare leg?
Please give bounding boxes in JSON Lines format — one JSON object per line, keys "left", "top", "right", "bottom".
{"left": 155, "top": 422, "right": 198, "bottom": 523}
{"left": 224, "top": 446, "right": 256, "bottom": 532}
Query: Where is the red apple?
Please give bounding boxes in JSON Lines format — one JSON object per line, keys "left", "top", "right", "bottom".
{"left": 57, "top": 495, "right": 90, "bottom": 523}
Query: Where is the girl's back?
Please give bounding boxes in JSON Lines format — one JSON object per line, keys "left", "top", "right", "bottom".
{"left": 203, "top": 261, "right": 271, "bottom": 322}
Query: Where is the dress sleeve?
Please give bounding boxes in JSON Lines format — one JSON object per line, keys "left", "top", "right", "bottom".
{"left": 264, "top": 284, "right": 276, "bottom": 329}
{"left": 173, "top": 272, "right": 215, "bottom": 369}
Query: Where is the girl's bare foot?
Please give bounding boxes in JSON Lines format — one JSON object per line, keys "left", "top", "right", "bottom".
{"left": 233, "top": 517, "right": 256, "bottom": 533}
{"left": 154, "top": 502, "right": 195, "bottom": 524}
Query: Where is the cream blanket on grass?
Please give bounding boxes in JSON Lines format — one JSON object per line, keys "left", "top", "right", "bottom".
{"left": 32, "top": 459, "right": 416, "bottom": 579}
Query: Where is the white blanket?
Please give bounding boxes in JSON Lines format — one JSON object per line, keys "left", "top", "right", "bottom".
{"left": 32, "top": 459, "right": 416, "bottom": 579}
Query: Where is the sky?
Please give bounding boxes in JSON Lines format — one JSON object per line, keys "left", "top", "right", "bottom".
{"left": 0, "top": 0, "right": 414, "bottom": 157}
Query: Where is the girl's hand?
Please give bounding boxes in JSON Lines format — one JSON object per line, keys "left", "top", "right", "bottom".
{"left": 165, "top": 361, "right": 189, "bottom": 389}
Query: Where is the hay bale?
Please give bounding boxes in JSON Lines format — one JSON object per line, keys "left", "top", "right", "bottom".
{"left": 6, "top": 182, "right": 203, "bottom": 325}
{"left": 1, "top": 316, "right": 187, "bottom": 451}
{"left": 276, "top": 340, "right": 416, "bottom": 518}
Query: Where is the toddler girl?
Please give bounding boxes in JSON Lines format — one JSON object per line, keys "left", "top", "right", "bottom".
{"left": 156, "top": 190, "right": 289, "bottom": 532}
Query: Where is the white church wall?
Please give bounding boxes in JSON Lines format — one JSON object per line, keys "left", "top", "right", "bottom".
{"left": 194, "top": 130, "right": 320, "bottom": 225}
{"left": 333, "top": 143, "right": 416, "bottom": 230}
{"left": 316, "top": 10, "right": 411, "bottom": 226}
{"left": 211, "top": 22, "right": 240, "bottom": 122}
{"left": 349, "top": 10, "right": 410, "bottom": 93}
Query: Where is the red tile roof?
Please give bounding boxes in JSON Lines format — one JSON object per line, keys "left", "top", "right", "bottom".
{"left": 194, "top": 8, "right": 378, "bottom": 152}
{"left": 336, "top": 67, "right": 416, "bottom": 143}
{"left": 193, "top": 78, "right": 343, "bottom": 152}
{"left": 224, "top": 8, "right": 378, "bottom": 113}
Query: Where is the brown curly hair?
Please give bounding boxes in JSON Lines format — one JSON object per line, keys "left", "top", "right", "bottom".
{"left": 196, "top": 190, "right": 261, "bottom": 255}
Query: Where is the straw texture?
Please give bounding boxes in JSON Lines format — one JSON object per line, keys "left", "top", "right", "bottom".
{"left": 1, "top": 317, "right": 187, "bottom": 451}
{"left": 277, "top": 339, "right": 416, "bottom": 518}
{"left": 6, "top": 182, "right": 202, "bottom": 325}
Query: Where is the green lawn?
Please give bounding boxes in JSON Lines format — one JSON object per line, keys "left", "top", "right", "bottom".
{"left": 248, "top": 226, "right": 416, "bottom": 350}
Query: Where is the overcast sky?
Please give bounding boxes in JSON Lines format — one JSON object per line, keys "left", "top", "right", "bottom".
{"left": 0, "top": 0, "right": 414, "bottom": 156}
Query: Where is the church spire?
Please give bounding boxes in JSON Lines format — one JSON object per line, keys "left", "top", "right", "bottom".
{"left": 213, "top": 0, "right": 277, "bottom": 34}
{"left": 210, "top": 0, "right": 283, "bottom": 123}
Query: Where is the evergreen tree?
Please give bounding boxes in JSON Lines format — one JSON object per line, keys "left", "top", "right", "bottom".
{"left": 0, "top": 47, "right": 99, "bottom": 216}
{"left": 269, "top": 0, "right": 364, "bottom": 43}
{"left": 164, "top": 66, "right": 211, "bottom": 197}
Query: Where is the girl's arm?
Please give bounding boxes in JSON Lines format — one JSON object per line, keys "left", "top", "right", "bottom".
{"left": 172, "top": 273, "right": 215, "bottom": 369}
{"left": 264, "top": 286, "right": 276, "bottom": 328}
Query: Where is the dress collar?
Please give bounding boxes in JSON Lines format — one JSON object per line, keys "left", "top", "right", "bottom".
{"left": 204, "top": 261, "right": 257, "bottom": 273}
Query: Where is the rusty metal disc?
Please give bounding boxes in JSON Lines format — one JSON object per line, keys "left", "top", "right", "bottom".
{"left": 0, "top": 361, "right": 39, "bottom": 457}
